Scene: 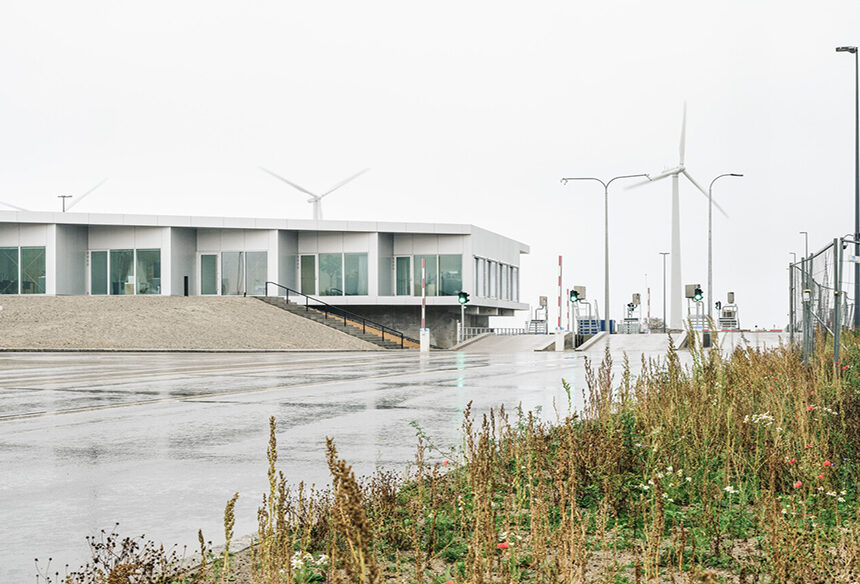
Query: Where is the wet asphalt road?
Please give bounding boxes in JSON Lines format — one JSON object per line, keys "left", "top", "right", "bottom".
{"left": 0, "top": 348, "right": 677, "bottom": 582}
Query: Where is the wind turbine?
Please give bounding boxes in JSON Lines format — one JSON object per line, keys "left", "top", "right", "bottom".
{"left": 0, "top": 199, "right": 29, "bottom": 211}
{"left": 259, "top": 167, "right": 370, "bottom": 220}
{"left": 629, "top": 104, "right": 727, "bottom": 330}
{"left": 60, "top": 178, "right": 108, "bottom": 212}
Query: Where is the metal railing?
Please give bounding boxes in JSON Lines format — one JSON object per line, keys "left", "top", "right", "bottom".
{"left": 462, "top": 326, "right": 535, "bottom": 341}
{"left": 789, "top": 236, "right": 857, "bottom": 363}
{"left": 265, "top": 282, "right": 417, "bottom": 348}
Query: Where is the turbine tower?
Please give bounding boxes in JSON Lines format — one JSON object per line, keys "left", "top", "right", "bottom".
{"left": 259, "top": 167, "right": 369, "bottom": 220}
{"left": 629, "top": 104, "right": 726, "bottom": 329}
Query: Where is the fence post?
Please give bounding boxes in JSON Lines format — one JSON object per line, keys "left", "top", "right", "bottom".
{"left": 802, "top": 256, "right": 811, "bottom": 363}
{"left": 789, "top": 262, "right": 795, "bottom": 346}
{"left": 834, "top": 238, "right": 842, "bottom": 366}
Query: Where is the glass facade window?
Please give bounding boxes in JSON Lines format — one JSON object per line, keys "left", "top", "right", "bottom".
{"left": 20, "top": 247, "right": 46, "bottom": 294}
{"left": 200, "top": 254, "right": 218, "bottom": 295}
{"left": 319, "top": 253, "right": 343, "bottom": 296}
{"left": 512, "top": 267, "right": 519, "bottom": 301}
{"left": 395, "top": 257, "right": 410, "bottom": 295}
{"left": 413, "top": 254, "right": 438, "bottom": 296}
{"left": 246, "top": 251, "right": 268, "bottom": 296}
{"left": 91, "top": 251, "right": 108, "bottom": 295}
{"left": 135, "top": 249, "right": 161, "bottom": 295}
{"left": 221, "top": 251, "right": 245, "bottom": 295}
{"left": 300, "top": 255, "right": 316, "bottom": 295}
{"left": 439, "top": 254, "right": 462, "bottom": 296}
{"left": 344, "top": 253, "right": 368, "bottom": 295}
{"left": 489, "top": 261, "right": 497, "bottom": 298}
{"left": 0, "top": 247, "right": 18, "bottom": 294}
{"left": 109, "top": 249, "right": 134, "bottom": 295}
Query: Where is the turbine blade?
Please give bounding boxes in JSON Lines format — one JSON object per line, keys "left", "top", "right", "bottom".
{"left": 0, "top": 199, "right": 29, "bottom": 212}
{"left": 626, "top": 167, "right": 682, "bottom": 189}
{"left": 65, "top": 178, "right": 108, "bottom": 211}
{"left": 319, "top": 168, "right": 370, "bottom": 199}
{"left": 679, "top": 101, "right": 687, "bottom": 165}
{"left": 682, "top": 170, "right": 729, "bottom": 218}
{"left": 259, "top": 167, "right": 319, "bottom": 198}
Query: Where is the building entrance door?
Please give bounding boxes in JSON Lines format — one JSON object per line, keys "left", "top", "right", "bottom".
{"left": 90, "top": 251, "right": 108, "bottom": 295}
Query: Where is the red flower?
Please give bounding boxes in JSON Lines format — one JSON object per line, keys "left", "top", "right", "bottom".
{"left": 806, "top": 406, "right": 816, "bottom": 412}
{"left": 794, "top": 480, "right": 803, "bottom": 489}
{"left": 817, "top": 474, "right": 825, "bottom": 480}
{"left": 824, "top": 460, "right": 832, "bottom": 467}
{"left": 442, "top": 581, "right": 453, "bottom": 584}
{"left": 844, "top": 364, "right": 851, "bottom": 370}
{"left": 496, "top": 542, "right": 509, "bottom": 550}
{"left": 442, "top": 460, "right": 449, "bottom": 466}
{"left": 788, "top": 458, "right": 796, "bottom": 464}
{"left": 806, "top": 444, "right": 812, "bottom": 449}
{"left": 768, "top": 386, "right": 773, "bottom": 391}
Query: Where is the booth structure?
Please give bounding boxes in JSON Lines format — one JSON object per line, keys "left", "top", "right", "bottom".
{"left": 0, "top": 211, "right": 529, "bottom": 347}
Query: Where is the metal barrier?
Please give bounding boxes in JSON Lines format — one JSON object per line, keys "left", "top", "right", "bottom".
{"left": 462, "top": 326, "right": 536, "bottom": 341}
{"left": 264, "top": 281, "right": 418, "bottom": 348}
{"left": 788, "top": 237, "right": 856, "bottom": 362}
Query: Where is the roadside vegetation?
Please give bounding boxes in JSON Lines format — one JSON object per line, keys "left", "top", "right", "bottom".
{"left": 38, "top": 331, "right": 860, "bottom": 583}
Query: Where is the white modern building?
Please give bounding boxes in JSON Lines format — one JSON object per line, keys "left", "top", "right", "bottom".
{"left": 0, "top": 211, "right": 529, "bottom": 347}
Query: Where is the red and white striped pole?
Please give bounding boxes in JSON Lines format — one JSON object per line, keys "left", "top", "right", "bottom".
{"left": 647, "top": 286, "right": 651, "bottom": 332}
{"left": 557, "top": 255, "right": 563, "bottom": 330}
{"left": 421, "top": 257, "right": 426, "bottom": 330}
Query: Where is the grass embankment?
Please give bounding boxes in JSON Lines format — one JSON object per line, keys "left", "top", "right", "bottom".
{"left": 43, "top": 333, "right": 860, "bottom": 583}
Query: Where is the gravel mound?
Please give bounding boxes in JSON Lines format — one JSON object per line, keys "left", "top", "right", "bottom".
{"left": 0, "top": 296, "right": 379, "bottom": 351}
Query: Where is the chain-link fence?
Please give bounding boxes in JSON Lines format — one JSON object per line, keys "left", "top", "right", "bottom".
{"left": 789, "top": 236, "right": 858, "bottom": 361}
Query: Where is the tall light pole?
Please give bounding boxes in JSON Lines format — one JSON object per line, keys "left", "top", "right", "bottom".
{"left": 800, "top": 231, "right": 809, "bottom": 259}
{"left": 707, "top": 173, "right": 743, "bottom": 320}
{"left": 659, "top": 252, "right": 669, "bottom": 332}
{"left": 837, "top": 45, "right": 859, "bottom": 328}
{"left": 561, "top": 173, "right": 649, "bottom": 333}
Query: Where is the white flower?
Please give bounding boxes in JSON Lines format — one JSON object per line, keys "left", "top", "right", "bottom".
{"left": 841, "top": 490, "right": 848, "bottom": 496}
{"left": 316, "top": 554, "right": 328, "bottom": 566}
{"left": 724, "top": 486, "right": 738, "bottom": 494}
{"left": 656, "top": 472, "right": 664, "bottom": 479}
{"left": 686, "top": 476, "right": 692, "bottom": 482}
{"left": 781, "top": 508, "right": 788, "bottom": 514}
{"left": 666, "top": 466, "right": 674, "bottom": 473}
{"left": 638, "top": 483, "right": 650, "bottom": 491}
{"left": 839, "top": 497, "right": 846, "bottom": 503}
{"left": 827, "top": 491, "right": 837, "bottom": 497}
{"left": 818, "top": 487, "right": 824, "bottom": 492}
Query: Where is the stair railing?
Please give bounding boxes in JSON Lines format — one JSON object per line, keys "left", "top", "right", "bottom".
{"left": 265, "top": 281, "right": 415, "bottom": 348}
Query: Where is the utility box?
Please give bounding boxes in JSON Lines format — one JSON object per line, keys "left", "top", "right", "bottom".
{"left": 727, "top": 291, "right": 735, "bottom": 304}
{"left": 539, "top": 296, "right": 547, "bottom": 307}
{"left": 574, "top": 286, "right": 586, "bottom": 299}
{"left": 632, "top": 293, "right": 640, "bottom": 306}
{"left": 685, "top": 284, "right": 701, "bottom": 299}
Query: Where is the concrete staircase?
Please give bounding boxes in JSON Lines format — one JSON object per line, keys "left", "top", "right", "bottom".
{"left": 258, "top": 297, "right": 418, "bottom": 350}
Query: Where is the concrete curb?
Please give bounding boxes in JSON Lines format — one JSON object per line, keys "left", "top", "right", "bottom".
{"left": 574, "top": 331, "right": 608, "bottom": 352}
{"left": 448, "top": 332, "right": 493, "bottom": 351}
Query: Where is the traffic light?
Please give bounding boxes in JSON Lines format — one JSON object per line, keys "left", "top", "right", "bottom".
{"left": 458, "top": 291, "right": 470, "bottom": 305}
{"left": 693, "top": 286, "right": 704, "bottom": 302}
{"left": 715, "top": 300, "right": 722, "bottom": 311}
{"left": 569, "top": 289, "right": 580, "bottom": 303}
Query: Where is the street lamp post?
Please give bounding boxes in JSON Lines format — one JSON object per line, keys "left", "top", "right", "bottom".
{"left": 659, "top": 252, "right": 669, "bottom": 332}
{"left": 561, "top": 173, "right": 649, "bottom": 333}
{"left": 707, "top": 173, "right": 743, "bottom": 321}
{"left": 837, "top": 45, "right": 859, "bottom": 328}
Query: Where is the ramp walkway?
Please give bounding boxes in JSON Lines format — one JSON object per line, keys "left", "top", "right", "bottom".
{"left": 718, "top": 331, "right": 788, "bottom": 353}
{"left": 577, "top": 332, "right": 685, "bottom": 356}
{"left": 457, "top": 334, "right": 556, "bottom": 353}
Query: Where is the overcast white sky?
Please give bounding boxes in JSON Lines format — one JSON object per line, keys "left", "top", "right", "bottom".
{"left": 1, "top": 1, "right": 858, "bottom": 327}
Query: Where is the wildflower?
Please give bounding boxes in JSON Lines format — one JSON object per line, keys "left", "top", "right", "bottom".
{"left": 839, "top": 497, "right": 846, "bottom": 503}
{"left": 817, "top": 474, "right": 825, "bottom": 480}
{"left": 827, "top": 491, "right": 837, "bottom": 497}
{"left": 638, "top": 483, "right": 650, "bottom": 491}
{"left": 768, "top": 386, "right": 773, "bottom": 390}
{"left": 496, "top": 542, "right": 509, "bottom": 550}
{"left": 824, "top": 460, "right": 832, "bottom": 467}
{"left": 656, "top": 472, "right": 664, "bottom": 479}
{"left": 843, "top": 364, "right": 851, "bottom": 370}
{"left": 806, "top": 444, "right": 812, "bottom": 449}
{"left": 724, "top": 485, "right": 739, "bottom": 494}
{"left": 686, "top": 476, "right": 692, "bottom": 482}
{"left": 443, "top": 460, "right": 449, "bottom": 466}
{"left": 841, "top": 490, "right": 847, "bottom": 495}
{"left": 666, "top": 466, "right": 674, "bottom": 473}
{"left": 818, "top": 486, "right": 824, "bottom": 491}
{"left": 806, "top": 405, "right": 816, "bottom": 412}
{"left": 443, "top": 581, "right": 454, "bottom": 584}
{"left": 794, "top": 480, "right": 803, "bottom": 489}
{"left": 499, "top": 531, "right": 507, "bottom": 541}
{"left": 788, "top": 458, "right": 796, "bottom": 464}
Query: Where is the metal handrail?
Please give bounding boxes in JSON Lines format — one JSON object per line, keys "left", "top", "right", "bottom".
{"left": 264, "top": 281, "right": 416, "bottom": 348}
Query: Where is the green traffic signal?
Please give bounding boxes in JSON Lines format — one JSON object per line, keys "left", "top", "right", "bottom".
{"left": 570, "top": 290, "right": 580, "bottom": 303}
{"left": 693, "top": 286, "right": 704, "bottom": 302}
{"left": 458, "top": 291, "right": 470, "bottom": 305}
